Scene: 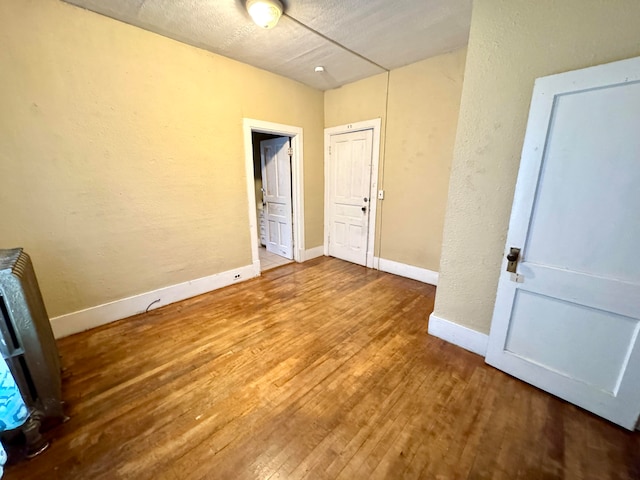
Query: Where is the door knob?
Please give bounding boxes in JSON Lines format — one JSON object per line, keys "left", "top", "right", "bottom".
{"left": 506, "top": 247, "right": 521, "bottom": 273}
{"left": 361, "top": 206, "right": 367, "bottom": 212}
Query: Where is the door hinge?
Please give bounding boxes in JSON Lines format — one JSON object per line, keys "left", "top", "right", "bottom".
{"left": 287, "top": 147, "right": 293, "bottom": 156}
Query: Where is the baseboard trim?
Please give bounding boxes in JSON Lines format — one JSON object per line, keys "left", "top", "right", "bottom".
{"left": 428, "top": 314, "right": 489, "bottom": 357}
{"left": 303, "top": 246, "right": 325, "bottom": 262}
{"left": 50, "top": 263, "right": 259, "bottom": 339}
{"left": 375, "top": 257, "right": 439, "bottom": 286}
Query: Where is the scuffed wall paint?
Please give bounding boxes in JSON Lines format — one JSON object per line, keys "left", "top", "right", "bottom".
{"left": 433, "top": 0, "right": 640, "bottom": 333}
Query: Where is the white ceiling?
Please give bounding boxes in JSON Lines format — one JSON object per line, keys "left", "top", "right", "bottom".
{"left": 62, "top": 0, "right": 472, "bottom": 91}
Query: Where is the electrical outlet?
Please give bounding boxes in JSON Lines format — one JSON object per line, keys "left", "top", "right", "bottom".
{"left": 234, "top": 274, "right": 241, "bottom": 280}
{"left": 377, "top": 189, "right": 385, "bottom": 200}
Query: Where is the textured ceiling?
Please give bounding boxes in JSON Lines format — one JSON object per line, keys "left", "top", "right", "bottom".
{"left": 62, "top": 0, "right": 472, "bottom": 90}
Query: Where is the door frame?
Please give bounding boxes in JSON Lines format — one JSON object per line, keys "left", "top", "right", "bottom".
{"left": 324, "top": 118, "right": 382, "bottom": 269}
{"left": 243, "top": 119, "right": 305, "bottom": 272}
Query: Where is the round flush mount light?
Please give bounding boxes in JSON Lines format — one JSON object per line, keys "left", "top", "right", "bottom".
{"left": 314, "top": 66, "right": 325, "bottom": 73}
{"left": 246, "top": 0, "right": 284, "bottom": 29}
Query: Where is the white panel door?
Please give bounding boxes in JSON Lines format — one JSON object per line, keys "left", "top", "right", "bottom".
{"left": 261, "top": 137, "right": 293, "bottom": 259}
{"left": 486, "top": 56, "right": 640, "bottom": 430}
{"left": 328, "top": 130, "right": 373, "bottom": 266}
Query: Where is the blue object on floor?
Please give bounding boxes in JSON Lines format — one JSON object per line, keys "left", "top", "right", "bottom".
{"left": 0, "top": 358, "right": 28, "bottom": 478}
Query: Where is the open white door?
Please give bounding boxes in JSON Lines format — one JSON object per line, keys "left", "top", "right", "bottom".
{"left": 486, "top": 56, "right": 640, "bottom": 430}
{"left": 327, "top": 130, "right": 373, "bottom": 266}
{"left": 261, "top": 137, "right": 293, "bottom": 260}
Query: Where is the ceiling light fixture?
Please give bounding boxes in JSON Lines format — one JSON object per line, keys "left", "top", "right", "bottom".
{"left": 246, "top": 0, "right": 284, "bottom": 29}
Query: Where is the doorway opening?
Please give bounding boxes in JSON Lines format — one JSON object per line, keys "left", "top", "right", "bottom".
{"left": 252, "top": 132, "right": 293, "bottom": 271}
{"left": 243, "top": 119, "right": 305, "bottom": 274}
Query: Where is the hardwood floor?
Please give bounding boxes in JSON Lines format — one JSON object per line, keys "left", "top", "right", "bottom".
{"left": 6, "top": 257, "right": 639, "bottom": 479}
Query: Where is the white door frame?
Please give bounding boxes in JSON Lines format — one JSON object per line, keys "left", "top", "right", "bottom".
{"left": 324, "top": 118, "right": 382, "bottom": 269}
{"left": 243, "top": 119, "right": 305, "bottom": 272}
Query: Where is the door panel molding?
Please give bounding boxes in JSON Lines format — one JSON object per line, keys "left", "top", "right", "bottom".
{"left": 324, "top": 118, "right": 381, "bottom": 268}
{"left": 243, "top": 119, "right": 304, "bottom": 270}
{"left": 486, "top": 56, "right": 640, "bottom": 430}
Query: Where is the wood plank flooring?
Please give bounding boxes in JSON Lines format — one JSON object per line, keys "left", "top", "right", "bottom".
{"left": 6, "top": 257, "right": 639, "bottom": 479}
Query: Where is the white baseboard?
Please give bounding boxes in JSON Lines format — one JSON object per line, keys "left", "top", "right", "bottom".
{"left": 253, "top": 259, "right": 261, "bottom": 273}
{"left": 302, "top": 246, "right": 325, "bottom": 262}
{"left": 50, "top": 263, "right": 259, "bottom": 339}
{"left": 428, "top": 314, "right": 489, "bottom": 357}
{"left": 375, "top": 257, "right": 439, "bottom": 286}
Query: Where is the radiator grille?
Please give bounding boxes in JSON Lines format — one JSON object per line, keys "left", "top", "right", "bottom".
{"left": 0, "top": 248, "right": 64, "bottom": 420}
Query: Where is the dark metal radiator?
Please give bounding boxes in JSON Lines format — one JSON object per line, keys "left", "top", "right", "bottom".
{"left": 0, "top": 248, "right": 64, "bottom": 423}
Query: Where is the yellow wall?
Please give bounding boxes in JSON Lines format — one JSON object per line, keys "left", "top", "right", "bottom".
{"left": 0, "top": 0, "right": 324, "bottom": 317}
{"left": 382, "top": 50, "right": 466, "bottom": 270}
{"left": 324, "top": 49, "right": 466, "bottom": 271}
{"left": 324, "top": 73, "right": 389, "bottom": 129}
{"left": 433, "top": 0, "right": 640, "bottom": 333}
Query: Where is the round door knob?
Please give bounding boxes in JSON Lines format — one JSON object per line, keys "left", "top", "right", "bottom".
{"left": 361, "top": 206, "right": 367, "bottom": 212}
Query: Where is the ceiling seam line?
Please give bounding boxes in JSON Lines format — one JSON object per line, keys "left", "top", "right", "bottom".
{"left": 283, "top": 13, "right": 390, "bottom": 72}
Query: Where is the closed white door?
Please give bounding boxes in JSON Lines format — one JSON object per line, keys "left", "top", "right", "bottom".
{"left": 486, "top": 56, "right": 640, "bottom": 430}
{"left": 327, "top": 130, "right": 373, "bottom": 266}
{"left": 261, "top": 137, "right": 293, "bottom": 259}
